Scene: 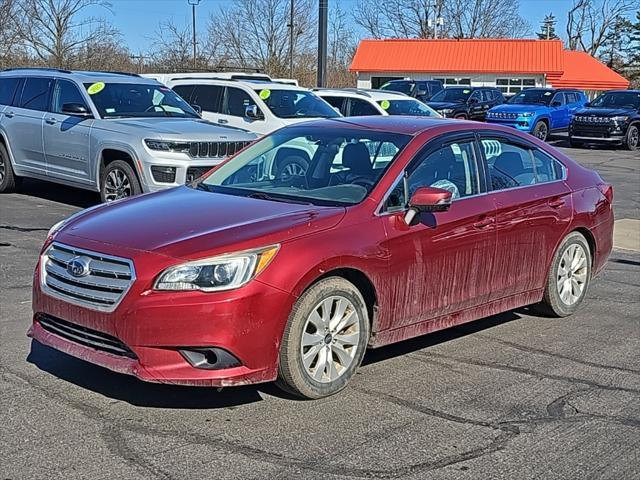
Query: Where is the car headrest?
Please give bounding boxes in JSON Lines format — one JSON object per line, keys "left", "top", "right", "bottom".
{"left": 494, "top": 152, "right": 524, "bottom": 177}
{"left": 343, "top": 143, "right": 372, "bottom": 175}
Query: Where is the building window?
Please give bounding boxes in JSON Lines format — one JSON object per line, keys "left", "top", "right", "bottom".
{"left": 434, "top": 78, "right": 471, "bottom": 86}
{"left": 496, "top": 78, "right": 536, "bottom": 95}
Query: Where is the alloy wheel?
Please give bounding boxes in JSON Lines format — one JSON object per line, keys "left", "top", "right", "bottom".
{"left": 557, "top": 244, "right": 588, "bottom": 306}
{"left": 300, "top": 295, "right": 361, "bottom": 383}
{"left": 281, "top": 162, "right": 306, "bottom": 180}
{"left": 535, "top": 123, "right": 548, "bottom": 141}
{"left": 629, "top": 126, "right": 639, "bottom": 149}
{"left": 104, "top": 168, "right": 132, "bottom": 202}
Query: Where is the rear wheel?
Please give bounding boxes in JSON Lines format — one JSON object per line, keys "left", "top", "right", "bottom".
{"left": 276, "top": 277, "right": 370, "bottom": 399}
{"left": 533, "top": 121, "right": 549, "bottom": 141}
{"left": 0, "top": 143, "right": 20, "bottom": 193}
{"left": 535, "top": 232, "right": 591, "bottom": 317}
{"left": 454, "top": 113, "right": 467, "bottom": 120}
{"left": 625, "top": 125, "right": 639, "bottom": 151}
{"left": 100, "top": 160, "right": 141, "bottom": 203}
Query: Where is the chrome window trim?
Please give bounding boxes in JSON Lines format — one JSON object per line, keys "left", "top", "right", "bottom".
{"left": 40, "top": 242, "right": 136, "bottom": 313}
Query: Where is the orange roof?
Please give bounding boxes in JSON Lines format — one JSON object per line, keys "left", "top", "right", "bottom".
{"left": 349, "top": 39, "right": 564, "bottom": 74}
{"left": 547, "top": 51, "right": 629, "bottom": 90}
{"left": 349, "top": 39, "right": 630, "bottom": 91}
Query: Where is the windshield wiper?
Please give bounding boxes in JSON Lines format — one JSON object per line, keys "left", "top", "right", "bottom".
{"left": 247, "top": 191, "right": 313, "bottom": 205}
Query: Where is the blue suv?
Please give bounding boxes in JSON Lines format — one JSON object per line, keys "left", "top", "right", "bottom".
{"left": 486, "top": 88, "right": 587, "bottom": 141}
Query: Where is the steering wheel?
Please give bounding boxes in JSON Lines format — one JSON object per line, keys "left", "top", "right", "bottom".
{"left": 145, "top": 105, "right": 169, "bottom": 114}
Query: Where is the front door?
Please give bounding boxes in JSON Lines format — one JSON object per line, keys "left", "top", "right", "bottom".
{"left": 549, "top": 92, "right": 568, "bottom": 130}
{"left": 479, "top": 134, "right": 573, "bottom": 300}
{"left": 380, "top": 135, "right": 497, "bottom": 329}
{"left": 43, "top": 79, "right": 93, "bottom": 184}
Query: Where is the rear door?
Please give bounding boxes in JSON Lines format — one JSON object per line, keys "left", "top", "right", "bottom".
{"left": 3, "top": 77, "right": 52, "bottom": 175}
{"left": 320, "top": 95, "right": 347, "bottom": 116}
{"left": 478, "top": 133, "right": 572, "bottom": 300}
{"left": 43, "top": 79, "right": 94, "bottom": 184}
{"left": 468, "top": 90, "right": 485, "bottom": 120}
{"left": 347, "top": 98, "right": 381, "bottom": 116}
{"left": 173, "top": 83, "right": 224, "bottom": 124}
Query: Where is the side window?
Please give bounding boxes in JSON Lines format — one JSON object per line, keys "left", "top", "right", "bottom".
{"left": 469, "top": 91, "right": 481, "bottom": 103}
{"left": 482, "top": 90, "right": 493, "bottom": 102}
{"left": 52, "top": 80, "right": 87, "bottom": 114}
{"left": 172, "top": 85, "right": 195, "bottom": 103}
{"left": 551, "top": 93, "right": 565, "bottom": 106}
{"left": 407, "top": 141, "right": 480, "bottom": 200}
{"left": 224, "top": 87, "right": 255, "bottom": 117}
{"left": 565, "top": 92, "right": 577, "bottom": 104}
{"left": 0, "top": 78, "right": 20, "bottom": 105}
{"left": 322, "top": 96, "right": 346, "bottom": 114}
{"left": 18, "top": 77, "right": 52, "bottom": 111}
{"left": 532, "top": 150, "right": 563, "bottom": 183}
{"left": 191, "top": 85, "right": 223, "bottom": 113}
{"left": 482, "top": 139, "right": 536, "bottom": 189}
{"left": 349, "top": 98, "right": 380, "bottom": 116}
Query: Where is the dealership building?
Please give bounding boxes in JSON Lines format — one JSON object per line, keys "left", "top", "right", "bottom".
{"left": 349, "top": 39, "right": 629, "bottom": 95}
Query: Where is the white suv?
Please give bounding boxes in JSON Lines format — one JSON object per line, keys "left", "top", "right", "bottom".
{"left": 144, "top": 73, "right": 340, "bottom": 136}
{"left": 314, "top": 88, "right": 441, "bottom": 118}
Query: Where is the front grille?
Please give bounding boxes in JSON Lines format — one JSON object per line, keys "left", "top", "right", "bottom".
{"left": 188, "top": 141, "right": 251, "bottom": 158}
{"left": 573, "top": 116, "right": 613, "bottom": 125}
{"left": 41, "top": 243, "right": 135, "bottom": 312}
{"left": 151, "top": 166, "right": 176, "bottom": 183}
{"left": 37, "top": 313, "right": 137, "bottom": 359}
{"left": 572, "top": 125, "right": 613, "bottom": 138}
{"left": 186, "top": 166, "right": 214, "bottom": 183}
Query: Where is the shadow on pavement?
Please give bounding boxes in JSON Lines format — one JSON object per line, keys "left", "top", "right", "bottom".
{"left": 17, "top": 178, "right": 100, "bottom": 209}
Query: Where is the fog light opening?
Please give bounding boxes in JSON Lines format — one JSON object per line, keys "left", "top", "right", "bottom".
{"left": 179, "top": 347, "right": 242, "bottom": 370}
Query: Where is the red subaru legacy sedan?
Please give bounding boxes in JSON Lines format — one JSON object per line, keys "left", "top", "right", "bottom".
{"left": 29, "top": 117, "right": 613, "bottom": 399}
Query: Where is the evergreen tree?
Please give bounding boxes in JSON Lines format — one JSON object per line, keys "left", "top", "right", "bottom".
{"left": 537, "top": 13, "right": 559, "bottom": 40}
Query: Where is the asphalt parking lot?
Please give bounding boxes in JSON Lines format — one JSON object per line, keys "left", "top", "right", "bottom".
{"left": 1, "top": 142, "right": 639, "bottom": 480}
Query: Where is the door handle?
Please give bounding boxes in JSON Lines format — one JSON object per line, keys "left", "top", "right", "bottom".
{"left": 5, "top": 111, "right": 15, "bottom": 118}
{"left": 45, "top": 117, "right": 57, "bottom": 125}
{"left": 473, "top": 217, "right": 495, "bottom": 229}
{"left": 549, "top": 198, "right": 565, "bottom": 209}
{"left": 218, "top": 119, "right": 228, "bottom": 124}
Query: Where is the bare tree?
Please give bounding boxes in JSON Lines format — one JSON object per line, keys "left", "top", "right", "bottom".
{"left": 0, "top": 0, "right": 26, "bottom": 68}
{"left": 17, "top": 0, "right": 118, "bottom": 68}
{"left": 566, "top": 0, "right": 639, "bottom": 56}
{"left": 354, "top": 0, "right": 439, "bottom": 39}
{"left": 445, "top": 0, "right": 531, "bottom": 38}
{"left": 328, "top": 3, "right": 357, "bottom": 87}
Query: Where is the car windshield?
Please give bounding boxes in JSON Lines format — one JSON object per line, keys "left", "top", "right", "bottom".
{"left": 590, "top": 91, "right": 640, "bottom": 109}
{"left": 198, "top": 127, "right": 410, "bottom": 206}
{"left": 85, "top": 82, "right": 199, "bottom": 118}
{"left": 430, "top": 88, "right": 472, "bottom": 103}
{"left": 508, "top": 90, "right": 554, "bottom": 106}
{"left": 380, "top": 81, "right": 413, "bottom": 95}
{"left": 378, "top": 99, "right": 439, "bottom": 116}
{"left": 256, "top": 89, "right": 339, "bottom": 119}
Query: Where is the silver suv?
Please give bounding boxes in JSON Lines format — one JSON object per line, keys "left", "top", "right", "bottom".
{"left": 0, "top": 68, "right": 256, "bottom": 201}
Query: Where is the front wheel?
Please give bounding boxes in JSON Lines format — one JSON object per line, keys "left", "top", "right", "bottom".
{"left": 276, "top": 277, "right": 370, "bottom": 399}
{"left": 535, "top": 232, "right": 592, "bottom": 317}
{"left": 533, "top": 121, "right": 549, "bottom": 141}
{"left": 0, "top": 143, "right": 20, "bottom": 193}
{"left": 625, "top": 125, "right": 639, "bottom": 151}
{"left": 100, "top": 160, "right": 142, "bottom": 203}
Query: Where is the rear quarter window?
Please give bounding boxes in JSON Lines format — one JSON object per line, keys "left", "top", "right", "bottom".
{"left": 0, "top": 78, "right": 20, "bottom": 105}
{"left": 18, "top": 77, "right": 53, "bottom": 111}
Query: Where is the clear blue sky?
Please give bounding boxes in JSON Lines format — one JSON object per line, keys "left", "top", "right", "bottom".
{"left": 107, "top": 0, "right": 577, "bottom": 53}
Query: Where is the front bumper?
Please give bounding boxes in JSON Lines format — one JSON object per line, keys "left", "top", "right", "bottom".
{"left": 29, "top": 249, "right": 294, "bottom": 387}
{"left": 486, "top": 118, "right": 533, "bottom": 132}
{"left": 570, "top": 124, "right": 626, "bottom": 143}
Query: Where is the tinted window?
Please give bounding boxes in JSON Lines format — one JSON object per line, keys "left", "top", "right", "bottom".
{"left": 408, "top": 141, "right": 480, "bottom": 200}
{"left": 380, "top": 80, "right": 413, "bottom": 95}
{"left": 172, "top": 85, "right": 195, "bottom": 102}
{"left": 532, "top": 150, "right": 563, "bottom": 183}
{"left": 190, "top": 85, "right": 223, "bottom": 113}
{"left": 508, "top": 89, "right": 555, "bottom": 106}
{"left": 565, "top": 92, "right": 578, "bottom": 104}
{"left": 482, "top": 90, "right": 494, "bottom": 102}
{"left": 52, "top": 80, "right": 87, "bottom": 114}
{"left": 482, "top": 139, "right": 535, "bottom": 189}
{"left": 590, "top": 91, "right": 640, "bottom": 109}
{"left": 19, "top": 77, "right": 52, "bottom": 111}
{"left": 377, "top": 99, "right": 437, "bottom": 116}
{"left": 0, "top": 77, "right": 20, "bottom": 105}
{"left": 257, "top": 89, "right": 338, "bottom": 119}
{"left": 224, "top": 87, "right": 255, "bottom": 117}
{"left": 551, "top": 93, "right": 565, "bottom": 106}
{"left": 349, "top": 98, "right": 380, "bottom": 116}
{"left": 322, "top": 96, "right": 346, "bottom": 114}
{"left": 430, "top": 88, "right": 472, "bottom": 103}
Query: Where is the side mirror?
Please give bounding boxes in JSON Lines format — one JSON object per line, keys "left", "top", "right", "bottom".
{"left": 468, "top": 97, "right": 479, "bottom": 104}
{"left": 584, "top": 102, "right": 592, "bottom": 108}
{"left": 551, "top": 101, "right": 562, "bottom": 107}
{"left": 61, "top": 103, "right": 91, "bottom": 117}
{"left": 191, "top": 103, "right": 202, "bottom": 114}
{"left": 245, "top": 104, "right": 263, "bottom": 120}
{"left": 403, "top": 186, "right": 453, "bottom": 225}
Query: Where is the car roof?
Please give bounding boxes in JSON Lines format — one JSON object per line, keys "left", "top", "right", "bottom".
{"left": 0, "top": 68, "right": 158, "bottom": 85}
{"left": 314, "top": 88, "right": 411, "bottom": 100}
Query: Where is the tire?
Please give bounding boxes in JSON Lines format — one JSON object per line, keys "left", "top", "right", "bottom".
{"left": 454, "top": 114, "right": 467, "bottom": 120}
{"left": 624, "top": 124, "right": 639, "bottom": 151}
{"left": 533, "top": 120, "right": 549, "bottom": 141}
{"left": 100, "top": 160, "right": 142, "bottom": 203}
{"left": 0, "top": 143, "right": 20, "bottom": 193}
{"left": 277, "top": 156, "right": 308, "bottom": 181}
{"left": 276, "top": 277, "right": 370, "bottom": 399}
{"left": 535, "top": 232, "right": 592, "bottom": 317}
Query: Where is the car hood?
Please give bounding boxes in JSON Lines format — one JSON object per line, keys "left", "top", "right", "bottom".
{"left": 574, "top": 107, "right": 637, "bottom": 117}
{"left": 425, "top": 102, "right": 462, "bottom": 110}
{"left": 490, "top": 104, "right": 548, "bottom": 113}
{"left": 96, "top": 117, "right": 257, "bottom": 140}
{"left": 58, "top": 187, "right": 345, "bottom": 260}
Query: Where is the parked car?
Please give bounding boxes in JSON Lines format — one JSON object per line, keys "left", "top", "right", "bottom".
{"left": 145, "top": 73, "right": 340, "bottom": 136}
{"left": 425, "top": 87, "right": 504, "bottom": 120}
{"left": 379, "top": 79, "right": 443, "bottom": 101}
{"left": 30, "top": 116, "right": 614, "bottom": 399}
{"left": 0, "top": 68, "right": 256, "bottom": 201}
{"left": 486, "top": 88, "right": 587, "bottom": 141}
{"left": 569, "top": 90, "right": 640, "bottom": 151}
{"left": 314, "top": 88, "right": 441, "bottom": 117}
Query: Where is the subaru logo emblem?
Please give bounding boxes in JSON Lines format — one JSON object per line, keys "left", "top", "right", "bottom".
{"left": 67, "top": 256, "right": 91, "bottom": 278}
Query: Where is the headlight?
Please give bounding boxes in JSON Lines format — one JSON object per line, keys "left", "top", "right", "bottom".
{"left": 440, "top": 109, "right": 454, "bottom": 115}
{"left": 611, "top": 116, "right": 629, "bottom": 123}
{"left": 520, "top": 112, "right": 534, "bottom": 117}
{"left": 154, "top": 245, "right": 280, "bottom": 292}
{"left": 145, "top": 139, "right": 191, "bottom": 153}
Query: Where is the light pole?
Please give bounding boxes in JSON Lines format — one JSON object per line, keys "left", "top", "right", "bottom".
{"left": 317, "top": 0, "right": 328, "bottom": 87}
{"left": 188, "top": 0, "right": 202, "bottom": 70}
{"left": 288, "top": 0, "right": 294, "bottom": 79}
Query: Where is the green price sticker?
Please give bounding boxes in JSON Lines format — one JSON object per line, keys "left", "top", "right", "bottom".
{"left": 463, "top": 89, "right": 471, "bottom": 94}
{"left": 380, "top": 100, "right": 390, "bottom": 110}
{"left": 87, "top": 82, "right": 105, "bottom": 95}
{"left": 259, "top": 89, "right": 271, "bottom": 100}
{"left": 544, "top": 91, "right": 552, "bottom": 96}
